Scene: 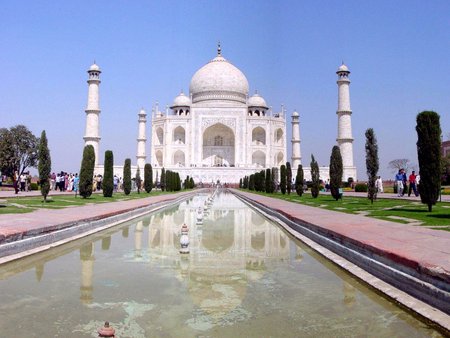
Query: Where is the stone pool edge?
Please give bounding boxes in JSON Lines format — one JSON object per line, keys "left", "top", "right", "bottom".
{"left": 232, "top": 190, "right": 450, "bottom": 333}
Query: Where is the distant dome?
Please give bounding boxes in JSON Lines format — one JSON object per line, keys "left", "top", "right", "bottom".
{"left": 337, "top": 63, "right": 349, "bottom": 73}
{"left": 189, "top": 50, "right": 249, "bottom": 104}
{"left": 292, "top": 111, "right": 299, "bottom": 117}
{"left": 171, "top": 92, "right": 191, "bottom": 107}
{"left": 89, "top": 63, "right": 100, "bottom": 71}
{"left": 248, "top": 93, "right": 268, "bottom": 108}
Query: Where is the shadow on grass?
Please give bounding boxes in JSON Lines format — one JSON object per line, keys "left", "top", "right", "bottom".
{"left": 391, "top": 208, "right": 428, "bottom": 213}
{"left": 426, "top": 214, "right": 450, "bottom": 219}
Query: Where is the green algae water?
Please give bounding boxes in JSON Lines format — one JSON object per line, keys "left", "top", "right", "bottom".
{"left": 0, "top": 191, "right": 444, "bottom": 337}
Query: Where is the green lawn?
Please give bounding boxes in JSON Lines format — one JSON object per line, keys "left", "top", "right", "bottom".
{"left": 0, "top": 190, "right": 173, "bottom": 214}
{"left": 245, "top": 190, "right": 450, "bottom": 230}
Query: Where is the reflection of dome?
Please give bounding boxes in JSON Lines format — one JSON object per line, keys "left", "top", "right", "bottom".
{"left": 248, "top": 93, "right": 268, "bottom": 108}
{"left": 189, "top": 49, "right": 249, "bottom": 104}
{"left": 202, "top": 218, "right": 234, "bottom": 253}
{"left": 171, "top": 92, "right": 191, "bottom": 108}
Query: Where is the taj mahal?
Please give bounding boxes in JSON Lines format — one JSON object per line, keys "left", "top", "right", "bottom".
{"left": 83, "top": 45, "right": 357, "bottom": 184}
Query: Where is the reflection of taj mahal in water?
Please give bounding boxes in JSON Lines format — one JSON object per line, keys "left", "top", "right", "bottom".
{"left": 78, "top": 191, "right": 294, "bottom": 312}
{"left": 83, "top": 44, "right": 357, "bottom": 183}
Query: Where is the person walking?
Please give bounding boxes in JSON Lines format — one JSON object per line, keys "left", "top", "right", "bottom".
{"left": 395, "top": 169, "right": 404, "bottom": 197}
{"left": 408, "top": 170, "right": 419, "bottom": 197}
{"left": 375, "top": 176, "right": 383, "bottom": 193}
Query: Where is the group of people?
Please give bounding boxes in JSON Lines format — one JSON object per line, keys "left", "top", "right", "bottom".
{"left": 395, "top": 169, "right": 420, "bottom": 197}
{"left": 50, "top": 172, "right": 79, "bottom": 193}
{"left": 12, "top": 171, "right": 32, "bottom": 194}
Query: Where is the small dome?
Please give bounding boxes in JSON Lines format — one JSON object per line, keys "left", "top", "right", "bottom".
{"left": 292, "top": 111, "right": 299, "bottom": 117}
{"left": 89, "top": 63, "right": 100, "bottom": 71}
{"left": 189, "top": 51, "right": 249, "bottom": 104}
{"left": 337, "top": 63, "right": 349, "bottom": 73}
{"left": 171, "top": 92, "right": 191, "bottom": 108}
{"left": 248, "top": 93, "right": 268, "bottom": 108}
{"left": 139, "top": 108, "right": 146, "bottom": 115}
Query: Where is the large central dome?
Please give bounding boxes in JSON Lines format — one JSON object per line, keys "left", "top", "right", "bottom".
{"left": 189, "top": 48, "right": 249, "bottom": 104}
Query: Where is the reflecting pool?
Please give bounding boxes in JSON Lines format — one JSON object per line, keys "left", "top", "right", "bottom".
{"left": 0, "top": 191, "right": 444, "bottom": 337}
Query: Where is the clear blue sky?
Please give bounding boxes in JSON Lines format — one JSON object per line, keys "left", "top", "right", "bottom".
{"left": 1, "top": 1, "right": 449, "bottom": 179}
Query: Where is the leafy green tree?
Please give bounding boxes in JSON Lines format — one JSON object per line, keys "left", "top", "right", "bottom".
{"left": 79, "top": 145, "right": 95, "bottom": 198}
{"left": 160, "top": 168, "right": 166, "bottom": 191}
{"left": 144, "top": 163, "right": 153, "bottom": 193}
{"left": 135, "top": 167, "right": 142, "bottom": 194}
{"left": 38, "top": 130, "right": 51, "bottom": 201}
{"left": 0, "top": 125, "right": 39, "bottom": 180}
{"left": 329, "top": 146, "right": 343, "bottom": 201}
{"left": 103, "top": 150, "right": 114, "bottom": 197}
{"left": 295, "top": 164, "right": 304, "bottom": 196}
{"left": 286, "top": 162, "right": 292, "bottom": 194}
{"left": 310, "top": 154, "right": 320, "bottom": 198}
{"left": 365, "top": 129, "right": 379, "bottom": 204}
{"left": 416, "top": 111, "right": 442, "bottom": 211}
{"left": 123, "top": 158, "right": 132, "bottom": 195}
{"left": 280, "top": 165, "right": 287, "bottom": 194}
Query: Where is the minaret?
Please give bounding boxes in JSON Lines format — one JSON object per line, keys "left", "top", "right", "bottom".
{"left": 291, "top": 110, "right": 301, "bottom": 167}
{"left": 136, "top": 108, "right": 147, "bottom": 171}
{"left": 83, "top": 63, "right": 101, "bottom": 167}
{"left": 336, "top": 63, "right": 355, "bottom": 180}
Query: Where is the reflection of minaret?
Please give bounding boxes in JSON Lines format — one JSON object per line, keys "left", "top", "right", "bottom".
{"left": 136, "top": 108, "right": 147, "bottom": 171}
{"left": 135, "top": 221, "right": 143, "bottom": 257}
{"left": 336, "top": 63, "right": 356, "bottom": 180}
{"left": 101, "top": 236, "right": 111, "bottom": 251}
{"left": 291, "top": 110, "right": 301, "bottom": 167}
{"left": 343, "top": 281, "right": 356, "bottom": 308}
{"left": 35, "top": 263, "right": 45, "bottom": 282}
{"left": 122, "top": 226, "right": 129, "bottom": 238}
{"left": 80, "top": 243, "right": 95, "bottom": 304}
{"left": 83, "top": 63, "right": 101, "bottom": 167}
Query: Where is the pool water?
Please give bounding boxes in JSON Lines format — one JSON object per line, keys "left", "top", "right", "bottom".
{"left": 0, "top": 191, "right": 443, "bottom": 337}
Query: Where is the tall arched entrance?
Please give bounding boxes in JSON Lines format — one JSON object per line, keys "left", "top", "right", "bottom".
{"left": 202, "top": 123, "right": 235, "bottom": 167}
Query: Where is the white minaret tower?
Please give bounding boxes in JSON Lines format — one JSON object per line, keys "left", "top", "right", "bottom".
{"left": 136, "top": 108, "right": 147, "bottom": 171}
{"left": 291, "top": 110, "right": 301, "bottom": 167}
{"left": 336, "top": 63, "right": 356, "bottom": 180}
{"left": 83, "top": 63, "right": 101, "bottom": 167}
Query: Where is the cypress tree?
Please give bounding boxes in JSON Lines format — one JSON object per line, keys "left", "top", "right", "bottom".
{"left": 329, "top": 146, "right": 343, "bottom": 201}
{"left": 271, "top": 167, "right": 277, "bottom": 192}
{"left": 416, "top": 111, "right": 442, "bottom": 212}
{"left": 160, "top": 168, "right": 166, "bottom": 191}
{"left": 123, "top": 158, "right": 131, "bottom": 195}
{"left": 189, "top": 177, "right": 194, "bottom": 189}
{"left": 38, "top": 130, "right": 51, "bottom": 202}
{"left": 239, "top": 178, "right": 243, "bottom": 189}
{"left": 249, "top": 174, "right": 255, "bottom": 190}
{"left": 144, "top": 163, "right": 153, "bottom": 193}
{"left": 310, "top": 154, "right": 320, "bottom": 198}
{"left": 243, "top": 176, "right": 248, "bottom": 189}
{"left": 103, "top": 150, "right": 114, "bottom": 197}
{"left": 135, "top": 166, "right": 142, "bottom": 194}
{"left": 176, "top": 172, "right": 181, "bottom": 191}
{"left": 295, "top": 164, "right": 304, "bottom": 196}
{"left": 265, "top": 168, "right": 272, "bottom": 193}
{"left": 365, "top": 129, "right": 379, "bottom": 204}
{"left": 286, "top": 162, "right": 292, "bottom": 194}
{"left": 280, "top": 164, "right": 287, "bottom": 194}
{"left": 79, "top": 145, "right": 95, "bottom": 198}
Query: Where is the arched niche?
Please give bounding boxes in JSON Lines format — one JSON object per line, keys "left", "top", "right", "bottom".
{"left": 202, "top": 123, "right": 235, "bottom": 167}
{"left": 275, "top": 128, "right": 283, "bottom": 145}
{"left": 252, "top": 150, "right": 266, "bottom": 168}
{"left": 156, "top": 127, "right": 164, "bottom": 145}
{"left": 275, "top": 151, "right": 284, "bottom": 166}
{"left": 252, "top": 127, "right": 266, "bottom": 145}
{"left": 173, "top": 126, "right": 185, "bottom": 144}
{"left": 173, "top": 150, "right": 185, "bottom": 166}
{"left": 155, "top": 150, "right": 163, "bottom": 167}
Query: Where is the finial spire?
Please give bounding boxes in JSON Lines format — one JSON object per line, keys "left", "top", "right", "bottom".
{"left": 217, "top": 41, "right": 221, "bottom": 56}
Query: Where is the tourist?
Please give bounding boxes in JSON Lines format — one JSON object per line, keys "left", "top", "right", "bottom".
{"left": 13, "top": 170, "right": 19, "bottom": 194}
{"left": 375, "top": 176, "right": 383, "bottom": 193}
{"left": 395, "top": 169, "right": 404, "bottom": 197}
{"left": 402, "top": 169, "right": 408, "bottom": 197}
{"left": 50, "top": 172, "right": 56, "bottom": 190}
{"left": 113, "top": 175, "right": 119, "bottom": 192}
{"left": 20, "top": 172, "right": 27, "bottom": 191}
{"left": 408, "top": 170, "right": 419, "bottom": 197}
{"left": 73, "top": 173, "right": 79, "bottom": 196}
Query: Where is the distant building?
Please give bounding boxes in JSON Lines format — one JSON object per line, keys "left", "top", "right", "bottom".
{"left": 442, "top": 140, "right": 450, "bottom": 157}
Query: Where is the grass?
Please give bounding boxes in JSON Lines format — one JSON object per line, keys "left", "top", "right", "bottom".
{"left": 244, "top": 190, "right": 450, "bottom": 229}
{"left": 0, "top": 190, "right": 174, "bottom": 214}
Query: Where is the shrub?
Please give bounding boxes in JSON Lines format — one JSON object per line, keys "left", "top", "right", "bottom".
{"left": 123, "top": 158, "right": 131, "bottom": 195}
{"left": 144, "top": 163, "right": 153, "bottom": 193}
{"left": 355, "top": 183, "right": 368, "bottom": 192}
{"left": 79, "top": 145, "right": 95, "bottom": 198}
{"left": 30, "top": 182, "right": 39, "bottom": 190}
{"left": 103, "top": 150, "right": 114, "bottom": 197}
